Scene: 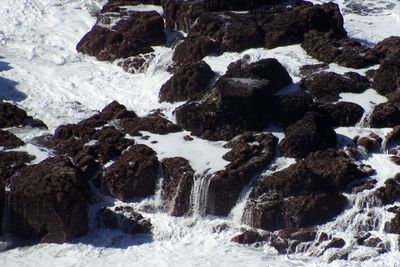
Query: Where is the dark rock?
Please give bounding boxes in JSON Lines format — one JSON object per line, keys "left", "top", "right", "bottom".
{"left": 223, "top": 57, "right": 293, "bottom": 93}
{"left": 300, "top": 71, "right": 370, "bottom": 102}
{"left": 316, "top": 102, "right": 364, "bottom": 127}
{"left": 0, "top": 179, "right": 4, "bottom": 232}
{"left": 0, "top": 129, "right": 24, "bottom": 149}
{"left": 77, "top": 11, "right": 165, "bottom": 61}
{"left": 384, "top": 125, "right": 400, "bottom": 151}
{"left": 299, "top": 63, "right": 329, "bottom": 76}
{"left": 172, "top": 35, "right": 222, "bottom": 65}
{"left": 244, "top": 150, "right": 367, "bottom": 231}
{"left": 96, "top": 206, "right": 152, "bottom": 234}
{"left": 369, "top": 102, "right": 400, "bottom": 128}
{"left": 104, "top": 145, "right": 159, "bottom": 201}
{"left": 0, "top": 102, "right": 46, "bottom": 129}
{"left": 351, "top": 179, "right": 377, "bottom": 193}
{"left": 119, "top": 111, "right": 181, "bottom": 135}
{"left": 374, "top": 36, "right": 400, "bottom": 59}
{"left": 175, "top": 58, "right": 291, "bottom": 140}
{"left": 301, "top": 31, "right": 379, "bottom": 69}
{"left": 356, "top": 133, "right": 382, "bottom": 153}
{"left": 231, "top": 229, "right": 268, "bottom": 244}
{"left": 0, "top": 151, "right": 34, "bottom": 183}
{"left": 374, "top": 177, "right": 400, "bottom": 205}
{"left": 101, "top": 0, "right": 162, "bottom": 13}
{"left": 118, "top": 53, "right": 155, "bottom": 73}
{"left": 159, "top": 61, "right": 214, "bottom": 103}
{"left": 364, "top": 237, "right": 383, "bottom": 248}
{"left": 206, "top": 133, "right": 278, "bottom": 216}
{"left": 188, "top": 12, "right": 264, "bottom": 52}
{"left": 161, "top": 157, "right": 194, "bottom": 216}
{"left": 261, "top": 2, "right": 347, "bottom": 49}
{"left": 9, "top": 156, "right": 90, "bottom": 243}
{"left": 326, "top": 238, "right": 346, "bottom": 249}
{"left": 373, "top": 53, "right": 400, "bottom": 96}
{"left": 268, "top": 91, "right": 315, "bottom": 127}
{"left": 384, "top": 212, "right": 400, "bottom": 234}
{"left": 99, "top": 100, "right": 137, "bottom": 121}
{"left": 280, "top": 112, "right": 337, "bottom": 158}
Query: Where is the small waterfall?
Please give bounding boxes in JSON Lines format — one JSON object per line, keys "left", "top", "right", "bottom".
{"left": 190, "top": 171, "right": 212, "bottom": 217}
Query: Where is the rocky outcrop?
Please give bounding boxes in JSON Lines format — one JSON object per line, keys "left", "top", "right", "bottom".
{"left": 355, "top": 133, "right": 382, "bottom": 153}
{"left": 0, "top": 102, "right": 47, "bottom": 129}
{"left": 206, "top": 132, "right": 278, "bottom": 216}
{"left": 300, "top": 71, "right": 370, "bottom": 102}
{"left": 0, "top": 179, "right": 4, "bottom": 232}
{"left": 172, "top": 35, "right": 222, "bottom": 65}
{"left": 374, "top": 175, "right": 400, "bottom": 205}
{"left": 0, "top": 152, "right": 34, "bottom": 183}
{"left": 175, "top": 58, "right": 292, "bottom": 141}
{"left": 372, "top": 53, "right": 400, "bottom": 96}
{"left": 280, "top": 112, "right": 337, "bottom": 158}
{"left": 96, "top": 206, "right": 152, "bottom": 234}
{"left": 369, "top": 102, "right": 400, "bottom": 128}
{"left": 159, "top": 61, "right": 214, "bottom": 103}
{"left": 104, "top": 145, "right": 159, "bottom": 201}
{"left": 0, "top": 129, "right": 24, "bottom": 149}
{"left": 316, "top": 102, "right": 364, "bottom": 127}
{"left": 77, "top": 11, "right": 165, "bottom": 61}
{"left": 161, "top": 157, "right": 195, "bottom": 216}
{"left": 301, "top": 31, "right": 379, "bottom": 69}
{"left": 244, "top": 150, "right": 368, "bottom": 231}
{"left": 374, "top": 36, "right": 400, "bottom": 59}
{"left": 9, "top": 156, "right": 90, "bottom": 243}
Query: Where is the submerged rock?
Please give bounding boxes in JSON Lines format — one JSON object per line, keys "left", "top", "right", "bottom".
{"left": 9, "top": 156, "right": 90, "bottom": 243}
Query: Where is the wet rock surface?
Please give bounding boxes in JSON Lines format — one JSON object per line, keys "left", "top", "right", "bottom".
{"left": 96, "top": 206, "right": 152, "bottom": 234}
{"left": 9, "top": 156, "right": 90, "bottom": 243}
{"left": 373, "top": 53, "right": 400, "bottom": 96}
{"left": 0, "top": 102, "right": 47, "bottom": 129}
{"left": 0, "top": 151, "right": 35, "bottom": 183}
{"left": 0, "top": 129, "right": 24, "bottom": 149}
{"left": 161, "top": 157, "right": 195, "bottom": 216}
{"left": 369, "top": 102, "right": 400, "bottom": 128}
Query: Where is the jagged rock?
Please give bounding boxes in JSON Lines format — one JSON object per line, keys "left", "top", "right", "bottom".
{"left": 99, "top": 100, "right": 137, "bottom": 121}
{"left": 325, "top": 238, "right": 346, "bottom": 249}
{"left": 316, "top": 102, "right": 364, "bottom": 127}
{"left": 119, "top": 111, "right": 181, "bottom": 135}
{"left": 96, "top": 206, "right": 152, "bottom": 234}
{"left": 300, "top": 71, "right": 370, "bottom": 102}
{"left": 260, "top": 2, "right": 346, "bottom": 49}
{"left": 206, "top": 132, "right": 278, "bottom": 216}
{"left": 77, "top": 11, "right": 165, "bottom": 61}
{"left": 175, "top": 58, "right": 291, "bottom": 141}
{"left": 172, "top": 35, "right": 222, "bottom": 65}
{"left": 268, "top": 91, "right": 315, "bottom": 127}
{"left": 9, "top": 156, "right": 90, "bottom": 243}
{"left": 374, "top": 36, "right": 400, "bottom": 59}
{"left": 0, "top": 179, "right": 4, "bottom": 232}
{"left": 0, "top": 129, "right": 24, "bottom": 149}
{"left": 161, "top": 157, "right": 194, "bottom": 216}
{"left": 384, "top": 125, "right": 400, "bottom": 150}
{"left": 374, "top": 176, "right": 400, "bottom": 205}
{"left": 159, "top": 61, "right": 214, "bottom": 103}
{"left": 245, "top": 150, "right": 367, "bottom": 231}
{"left": 373, "top": 53, "right": 400, "bottom": 96}
{"left": 369, "top": 102, "right": 400, "bottom": 128}
{"left": 0, "top": 151, "right": 35, "bottom": 183}
{"left": 384, "top": 212, "right": 400, "bottom": 234}
{"left": 356, "top": 133, "right": 382, "bottom": 152}
{"left": 280, "top": 112, "right": 337, "bottom": 158}
{"left": 0, "top": 102, "right": 46, "bottom": 129}
{"left": 104, "top": 145, "right": 159, "bottom": 201}
{"left": 301, "top": 31, "right": 379, "bottom": 68}
{"left": 188, "top": 12, "right": 264, "bottom": 52}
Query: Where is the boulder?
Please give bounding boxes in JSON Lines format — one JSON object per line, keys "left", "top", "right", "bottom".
{"left": 280, "top": 112, "right": 337, "bottom": 158}
{"left": 159, "top": 61, "right": 214, "bottom": 103}
{"left": 373, "top": 53, "right": 400, "bottom": 96}
{"left": 301, "top": 31, "right": 379, "bottom": 69}
{"left": 172, "top": 35, "right": 222, "bottom": 65}
{"left": 374, "top": 36, "right": 400, "bottom": 59}
{"left": 356, "top": 133, "right": 382, "bottom": 153}
{"left": 96, "top": 206, "right": 152, "bottom": 234}
{"left": 231, "top": 229, "right": 268, "bottom": 244}
{"left": 77, "top": 11, "right": 165, "bottom": 61}
{"left": 384, "top": 211, "right": 400, "bottom": 234}
{"left": 0, "top": 151, "right": 34, "bottom": 183}
{"left": 300, "top": 71, "right": 370, "bottom": 102}
{"left": 99, "top": 100, "right": 137, "bottom": 121}
{"left": 315, "top": 102, "right": 364, "bottom": 127}
{"left": 299, "top": 63, "right": 329, "bottom": 77}
{"left": 369, "top": 102, "right": 400, "bottom": 128}
{"left": 374, "top": 176, "right": 400, "bottom": 205}
{"left": 104, "top": 145, "right": 159, "bottom": 201}
{"left": 9, "top": 156, "right": 90, "bottom": 243}
{"left": 161, "top": 157, "right": 195, "bottom": 216}
{"left": 0, "top": 102, "right": 46, "bottom": 129}
{"left": 206, "top": 132, "right": 278, "bottom": 216}
{"left": 384, "top": 125, "right": 400, "bottom": 151}
{"left": 0, "top": 129, "right": 24, "bottom": 149}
